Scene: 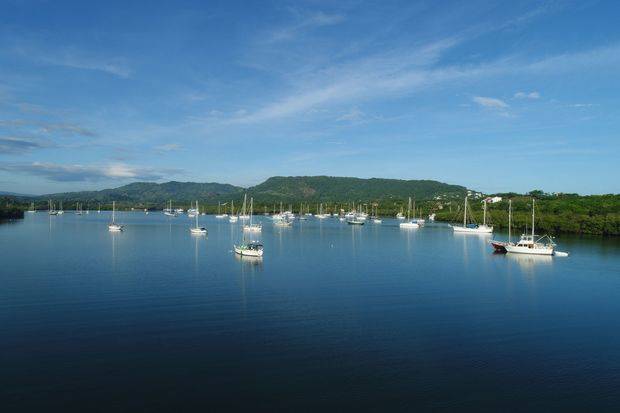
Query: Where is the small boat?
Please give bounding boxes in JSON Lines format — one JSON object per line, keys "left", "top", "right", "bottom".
{"left": 27, "top": 202, "right": 36, "bottom": 213}
{"left": 75, "top": 202, "right": 82, "bottom": 215}
{"left": 371, "top": 204, "right": 382, "bottom": 223}
{"left": 400, "top": 197, "right": 420, "bottom": 229}
{"left": 57, "top": 201, "right": 64, "bottom": 215}
{"left": 189, "top": 200, "right": 207, "bottom": 235}
{"left": 451, "top": 196, "right": 492, "bottom": 234}
{"left": 229, "top": 200, "right": 238, "bottom": 222}
{"left": 234, "top": 241, "right": 264, "bottom": 257}
{"left": 428, "top": 213, "right": 436, "bottom": 222}
{"left": 108, "top": 201, "right": 124, "bottom": 232}
{"left": 347, "top": 215, "right": 365, "bottom": 225}
{"left": 505, "top": 199, "right": 560, "bottom": 256}
{"left": 238, "top": 194, "right": 250, "bottom": 220}
{"left": 215, "top": 202, "right": 228, "bottom": 218}
{"left": 243, "top": 197, "right": 262, "bottom": 233}
{"left": 163, "top": 200, "right": 178, "bottom": 217}
{"left": 48, "top": 200, "right": 58, "bottom": 215}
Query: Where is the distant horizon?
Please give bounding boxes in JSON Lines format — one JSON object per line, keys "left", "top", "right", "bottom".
{"left": 1, "top": 1, "right": 619, "bottom": 195}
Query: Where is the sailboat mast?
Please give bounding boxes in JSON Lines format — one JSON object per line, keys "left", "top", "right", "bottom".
{"left": 483, "top": 200, "right": 487, "bottom": 226}
{"left": 532, "top": 198, "right": 535, "bottom": 237}
{"left": 508, "top": 199, "right": 512, "bottom": 243}
{"left": 195, "top": 201, "right": 199, "bottom": 228}
{"left": 463, "top": 196, "right": 467, "bottom": 227}
{"left": 112, "top": 201, "right": 115, "bottom": 223}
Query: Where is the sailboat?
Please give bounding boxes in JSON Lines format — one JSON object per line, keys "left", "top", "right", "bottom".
{"left": 190, "top": 200, "right": 207, "bottom": 234}
{"left": 238, "top": 194, "right": 250, "bottom": 220}
{"left": 57, "top": 201, "right": 64, "bottom": 215}
{"left": 215, "top": 202, "right": 228, "bottom": 218}
{"left": 316, "top": 203, "right": 328, "bottom": 219}
{"left": 505, "top": 199, "right": 559, "bottom": 256}
{"left": 451, "top": 196, "right": 493, "bottom": 233}
{"left": 243, "top": 197, "right": 262, "bottom": 232}
{"left": 27, "top": 202, "right": 36, "bottom": 213}
{"left": 75, "top": 202, "right": 82, "bottom": 215}
{"left": 187, "top": 201, "right": 198, "bottom": 218}
{"left": 372, "top": 204, "right": 382, "bottom": 223}
{"left": 108, "top": 201, "right": 124, "bottom": 232}
{"left": 48, "top": 200, "right": 58, "bottom": 215}
{"left": 234, "top": 212, "right": 264, "bottom": 257}
{"left": 229, "top": 200, "right": 238, "bottom": 223}
{"left": 491, "top": 200, "right": 514, "bottom": 253}
{"left": 396, "top": 206, "right": 405, "bottom": 220}
{"left": 400, "top": 197, "right": 419, "bottom": 229}
{"left": 163, "top": 200, "right": 177, "bottom": 216}
{"left": 98, "top": 203, "right": 101, "bottom": 214}
{"left": 299, "top": 203, "right": 308, "bottom": 220}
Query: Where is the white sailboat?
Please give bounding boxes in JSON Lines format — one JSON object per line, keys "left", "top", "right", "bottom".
{"left": 57, "top": 201, "right": 64, "bottom": 215}
{"left": 163, "top": 200, "right": 177, "bottom": 216}
{"left": 215, "top": 202, "right": 228, "bottom": 218}
{"left": 48, "top": 200, "right": 57, "bottom": 215}
{"left": 451, "top": 196, "right": 493, "bottom": 233}
{"left": 238, "top": 194, "right": 250, "bottom": 220}
{"left": 243, "top": 197, "right": 262, "bottom": 232}
{"left": 229, "top": 200, "right": 238, "bottom": 222}
{"left": 400, "top": 197, "right": 419, "bottom": 229}
{"left": 108, "top": 201, "right": 124, "bottom": 232}
{"left": 316, "top": 203, "right": 328, "bottom": 219}
{"left": 505, "top": 199, "right": 556, "bottom": 255}
{"left": 372, "top": 204, "right": 382, "bottom": 223}
{"left": 189, "top": 200, "right": 207, "bottom": 234}
{"left": 234, "top": 209, "right": 263, "bottom": 257}
{"left": 27, "top": 202, "right": 36, "bottom": 213}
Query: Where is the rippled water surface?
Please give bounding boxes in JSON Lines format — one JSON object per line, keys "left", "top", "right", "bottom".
{"left": 2, "top": 212, "right": 620, "bottom": 411}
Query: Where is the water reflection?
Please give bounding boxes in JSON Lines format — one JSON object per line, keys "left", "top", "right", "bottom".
{"left": 507, "top": 253, "right": 553, "bottom": 273}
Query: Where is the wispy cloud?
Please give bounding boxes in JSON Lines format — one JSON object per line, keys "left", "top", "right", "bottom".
{"left": 0, "top": 136, "right": 51, "bottom": 154}
{"left": 0, "top": 162, "right": 182, "bottom": 182}
{"left": 268, "top": 11, "right": 345, "bottom": 42}
{"left": 472, "top": 96, "right": 509, "bottom": 108}
{"left": 514, "top": 91, "right": 540, "bottom": 99}
{"left": 11, "top": 41, "right": 132, "bottom": 78}
{"left": 336, "top": 107, "right": 365, "bottom": 122}
{"left": 154, "top": 143, "right": 182, "bottom": 153}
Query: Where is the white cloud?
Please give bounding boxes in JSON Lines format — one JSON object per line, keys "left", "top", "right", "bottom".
{"left": 472, "top": 96, "right": 509, "bottom": 108}
{"left": 514, "top": 91, "right": 540, "bottom": 99}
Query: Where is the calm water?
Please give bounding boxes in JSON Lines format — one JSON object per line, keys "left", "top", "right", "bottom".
{"left": 2, "top": 212, "right": 620, "bottom": 411}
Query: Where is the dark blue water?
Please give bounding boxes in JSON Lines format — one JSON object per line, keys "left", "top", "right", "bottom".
{"left": 2, "top": 212, "right": 620, "bottom": 411}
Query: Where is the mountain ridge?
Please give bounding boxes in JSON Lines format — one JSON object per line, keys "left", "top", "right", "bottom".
{"left": 22, "top": 175, "right": 467, "bottom": 204}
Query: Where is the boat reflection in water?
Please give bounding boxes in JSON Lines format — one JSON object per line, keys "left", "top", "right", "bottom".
{"left": 507, "top": 252, "right": 553, "bottom": 272}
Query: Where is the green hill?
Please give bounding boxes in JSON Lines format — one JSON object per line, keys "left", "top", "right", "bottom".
{"left": 247, "top": 176, "right": 466, "bottom": 202}
{"left": 41, "top": 181, "right": 243, "bottom": 205}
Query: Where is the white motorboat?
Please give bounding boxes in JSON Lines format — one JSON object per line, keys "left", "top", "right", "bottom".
{"left": 451, "top": 196, "right": 493, "bottom": 233}
{"left": 505, "top": 199, "right": 559, "bottom": 256}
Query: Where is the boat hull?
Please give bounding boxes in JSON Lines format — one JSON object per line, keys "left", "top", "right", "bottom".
{"left": 505, "top": 245, "right": 553, "bottom": 255}
{"left": 452, "top": 225, "right": 493, "bottom": 233}
{"left": 234, "top": 245, "right": 263, "bottom": 257}
{"left": 108, "top": 224, "right": 123, "bottom": 232}
{"left": 190, "top": 227, "right": 207, "bottom": 235}
{"left": 400, "top": 222, "right": 419, "bottom": 229}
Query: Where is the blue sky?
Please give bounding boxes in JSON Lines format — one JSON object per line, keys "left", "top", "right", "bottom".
{"left": 1, "top": 0, "right": 619, "bottom": 195}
